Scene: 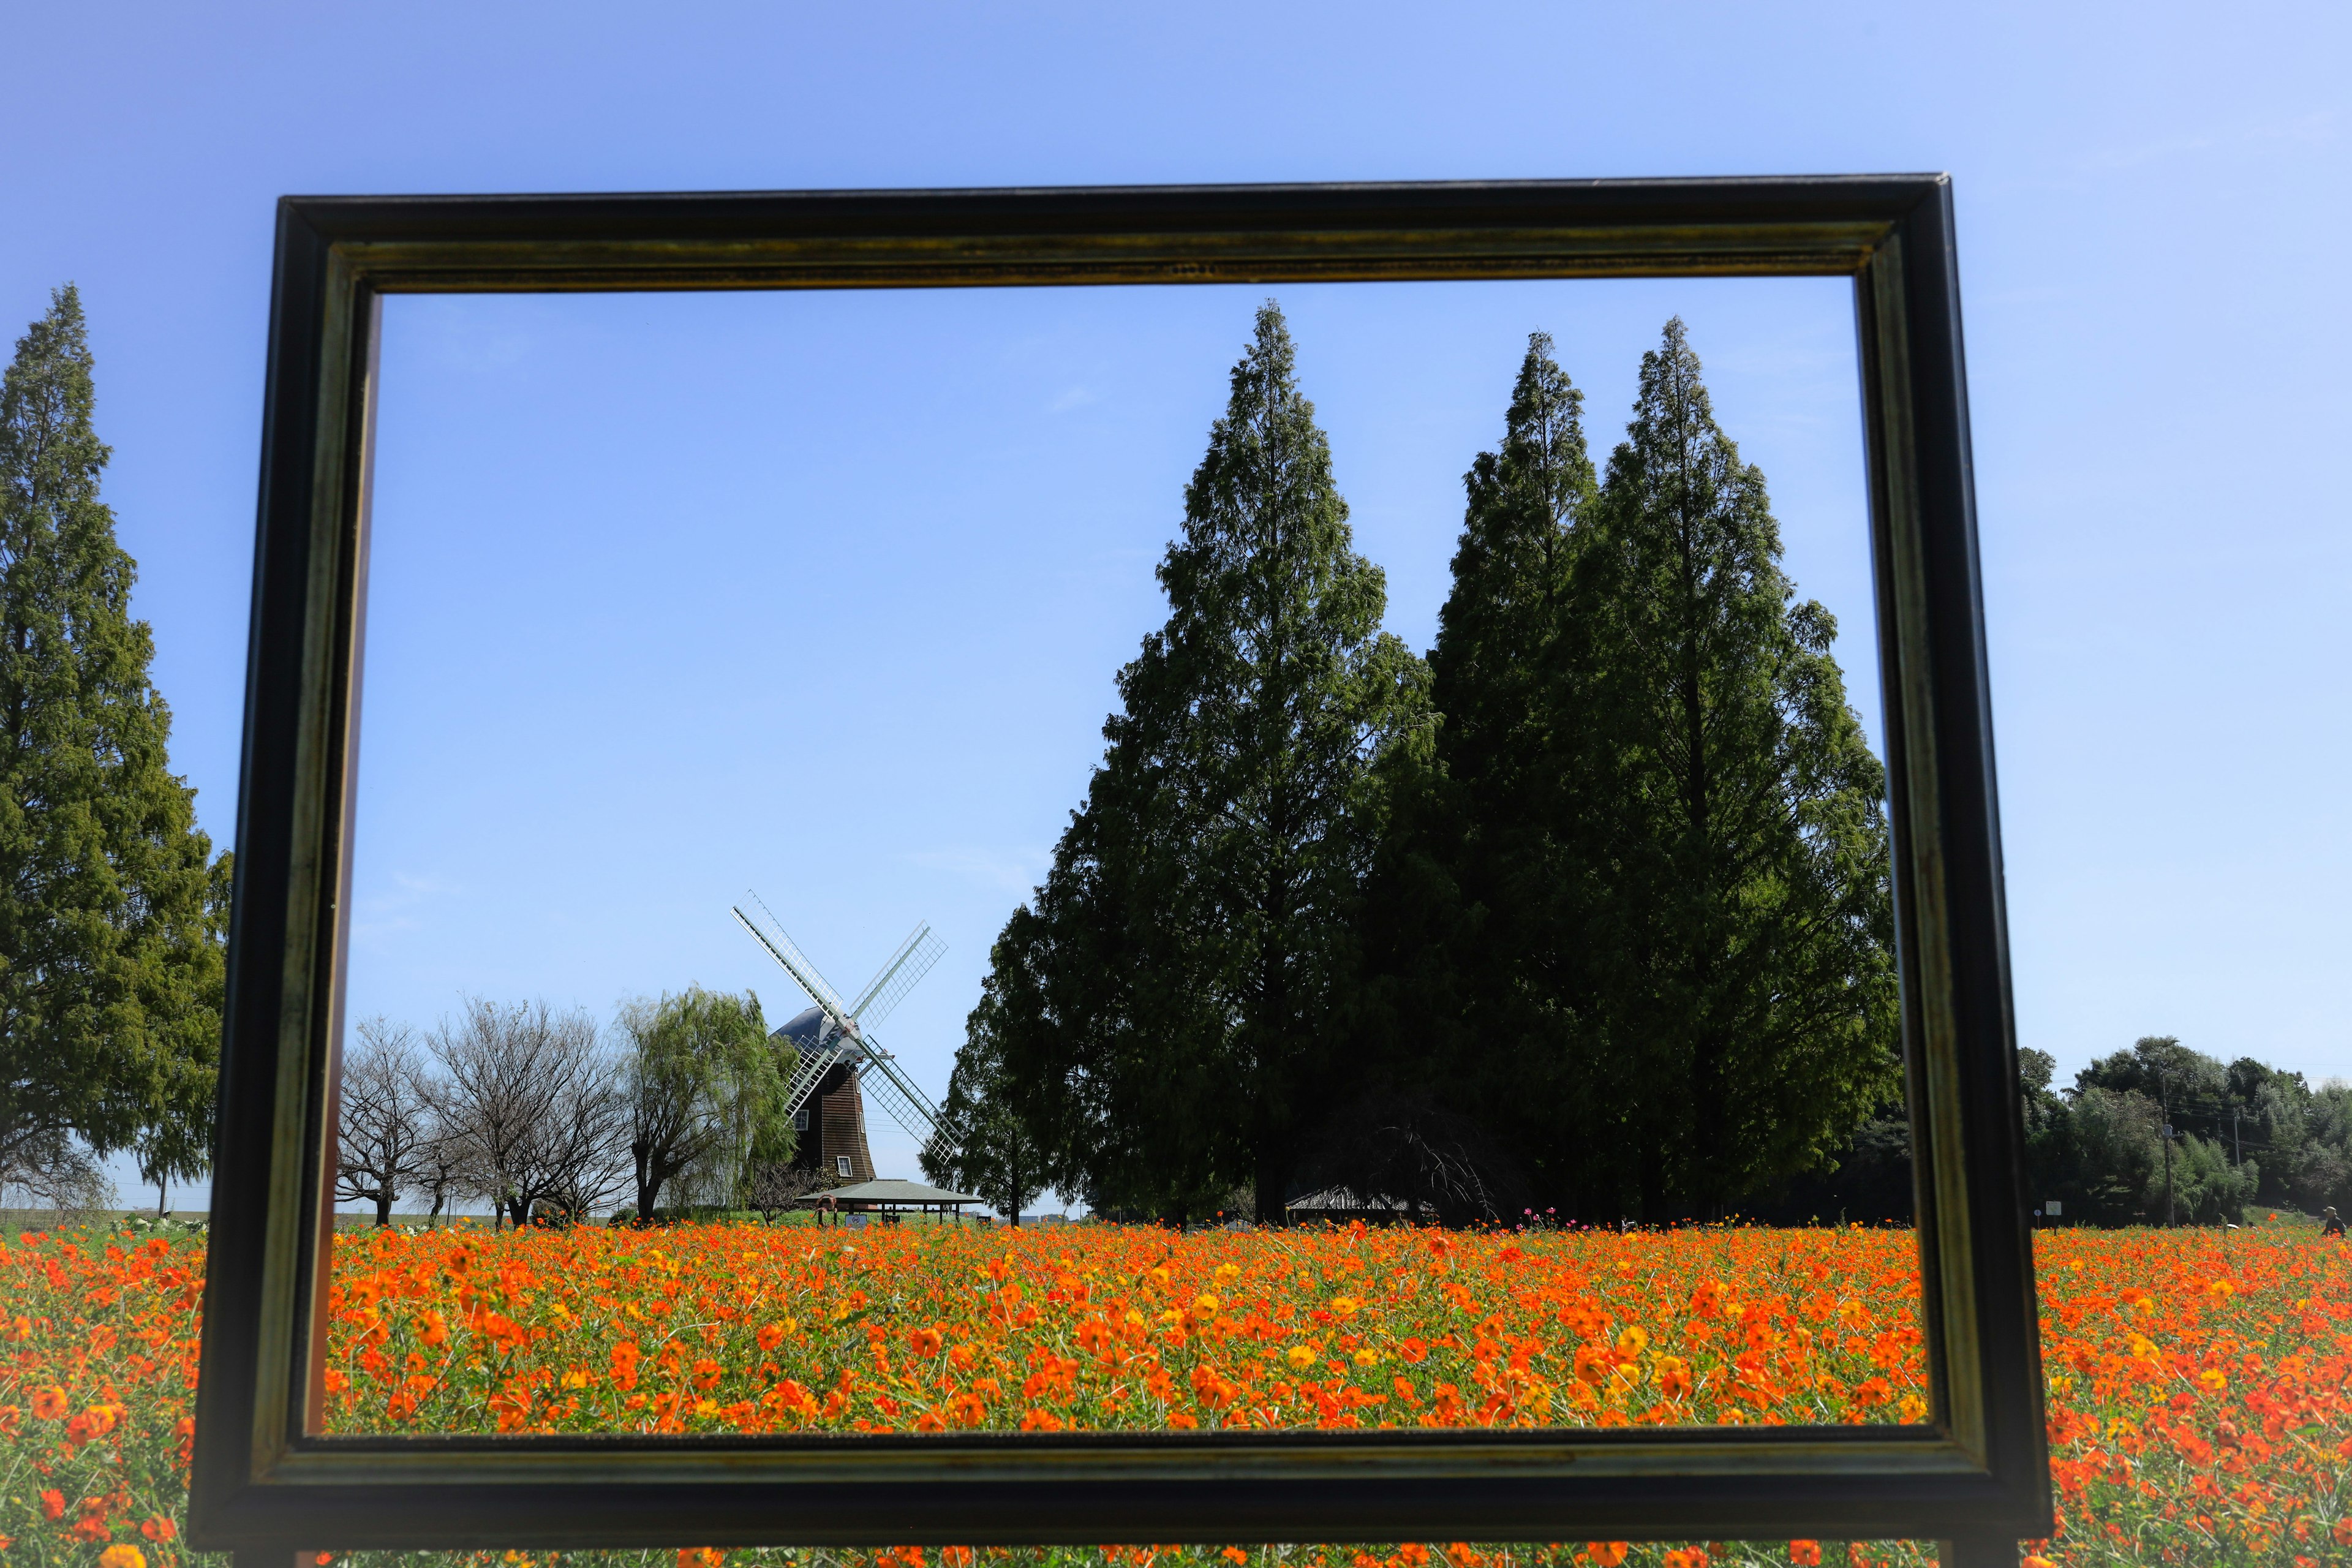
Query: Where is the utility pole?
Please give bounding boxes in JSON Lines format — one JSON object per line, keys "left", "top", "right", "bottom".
{"left": 2158, "top": 1063, "right": 2176, "bottom": 1228}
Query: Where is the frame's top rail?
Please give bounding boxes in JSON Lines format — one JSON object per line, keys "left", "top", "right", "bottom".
{"left": 276, "top": 175, "right": 1949, "bottom": 291}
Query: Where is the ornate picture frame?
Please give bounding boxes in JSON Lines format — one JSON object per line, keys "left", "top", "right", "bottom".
{"left": 190, "top": 176, "right": 2048, "bottom": 1566}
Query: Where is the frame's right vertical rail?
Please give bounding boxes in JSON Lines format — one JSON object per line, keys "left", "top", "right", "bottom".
{"left": 1859, "top": 176, "right": 2049, "bottom": 1530}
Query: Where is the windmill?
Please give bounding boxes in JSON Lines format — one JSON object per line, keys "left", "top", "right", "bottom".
{"left": 732, "top": 891, "right": 948, "bottom": 1183}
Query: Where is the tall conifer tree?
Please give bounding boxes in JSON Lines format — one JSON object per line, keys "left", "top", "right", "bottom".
{"left": 1569, "top": 318, "right": 1896, "bottom": 1215}
{"left": 984, "top": 302, "right": 1431, "bottom": 1223}
{"left": 1395, "top": 332, "right": 1610, "bottom": 1204}
{"left": 0, "top": 286, "right": 225, "bottom": 1191}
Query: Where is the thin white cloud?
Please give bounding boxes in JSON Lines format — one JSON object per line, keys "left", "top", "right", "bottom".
{"left": 903, "top": 846, "right": 1049, "bottom": 895}
{"left": 350, "top": 870, "right": 464, "bottom": 943}
{"left": 2071, "top": 108, "right": 2337, "bottom": 175}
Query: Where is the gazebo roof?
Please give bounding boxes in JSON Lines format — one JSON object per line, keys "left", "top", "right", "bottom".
{"left": 819, "top": 1178, "right": 988, "bottom": 1205}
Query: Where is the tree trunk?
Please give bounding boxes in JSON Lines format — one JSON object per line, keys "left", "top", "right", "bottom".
{"left": 1254, "top": 1140, "right": 1292, "bottom": 1231}
{"left": 634, "top": 1139, "right": 660, "bottom": 1221}
{"left": 375, "top": 1189, "right": 393, "bottom": 1228}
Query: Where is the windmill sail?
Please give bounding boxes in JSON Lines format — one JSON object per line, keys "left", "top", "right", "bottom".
{"left": 734, "top": 895, "right": 852, "bottom": 1029}
{"left": 733, "top": 892, "right": 947, "bottom": 1152}
{"left": 850, "top": 924, "right": 945, "bottom": 1027}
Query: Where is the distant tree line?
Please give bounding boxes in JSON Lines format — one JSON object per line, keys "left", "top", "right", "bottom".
{"left": 0, "top": 287, "right": 227, "bottom": 1219}
{"left": 1764, "top": 1035, "right": 2352, "bottom": 1229}
{"left": 2022, "top": 1036, "right": 2350, "bottom": 1225}
{"left": 929, "top": 304, "right": 1899, "bottom": 1229}
{"left": 336, "top": 987, "right": 801, "bottom": 1227}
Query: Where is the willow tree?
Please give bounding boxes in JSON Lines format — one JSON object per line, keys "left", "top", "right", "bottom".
{"left": 617, "top": 987, "right": 788, "bottom": 1219}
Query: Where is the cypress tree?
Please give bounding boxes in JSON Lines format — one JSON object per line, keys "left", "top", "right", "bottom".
{"left": 1430, "top": 331, "right": 1596, "bottom": 787}
{"left": 0, "top": 286, "right": 225, "bottom": 1191}
{"left": 1346, "top": 332, "right": 1607, "bottom": 1216}
{"left": 988, "top": 302, "right": 1431, "bottom": 1223}
{"left": 1567, "top": 317, "right": 1897, "bottom": 1215}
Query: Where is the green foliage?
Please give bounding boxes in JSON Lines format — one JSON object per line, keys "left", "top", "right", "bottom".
{"left": 0, "top": 285, "right": 225, "bottom": 1188}
{"left": 987, "top": 302, "right": 1433, "bottom": 1223}
{"left": 618, "top": 987, "right": 790, "bottom": 1219}
{"left": 1356, "top": 333, "right": 1601, "bottom": 1216}
{"left": 1561, "top": 318, "right": 1899, "bottom": 1215}
{"left": 2016, "top": 1032, "right": 2351, "bottom": 1226}
{"left": 922, "top": 965, "right": 1047, "bottom": 1222}
{"left": 1381, "top": 320, "right": 1897, "bottom": 1221}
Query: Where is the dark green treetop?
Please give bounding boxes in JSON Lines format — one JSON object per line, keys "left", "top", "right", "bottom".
{"left": 987, "top": 301, "right": 1432, "bottom": 1224}
{"left": 1567, "top": 317, "right": 1898, "bottom": 1215}
{"left": 0, "top": 285, "right": 225, "bottom": 1186}
{"left": 1348, "top": 331, "right": 1601, "bottom": 1217}
{"left": 921, "top": 964, "right": 1048, "bottom": 1224}
{"left": 1429, "top": 330, "right": 1596, "bottom": 782}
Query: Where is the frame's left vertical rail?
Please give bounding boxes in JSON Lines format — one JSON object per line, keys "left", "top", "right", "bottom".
{"left": 191, "top": 200, "right": 381, "bottom": 1552}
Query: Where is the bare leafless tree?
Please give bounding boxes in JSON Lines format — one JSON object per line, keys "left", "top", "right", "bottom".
{"left": 428, "top": 997, "right": 628, "bottom": 1227}
{"left": 336, "top": 1019, "right": 436, "bottom": 1226}
{"left": 1296, "top": 1090, "right": 1525, "bottom": 1228}
{"left": 411, "top": 1117, "right": 475, "bottom": 1229}
{"left": 533, "top": 1044, "right": 632, "bottom": 1224}
{"left": 0, "top": 1126, "right": 115, "bottom": 1226}
{"left": 749, "top": 1161, "right": 833, "bottom": 1223}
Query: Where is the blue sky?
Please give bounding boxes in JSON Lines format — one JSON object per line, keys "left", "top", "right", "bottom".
{"left": 1, "top": 1, "right": 2345, "bottom": 1207}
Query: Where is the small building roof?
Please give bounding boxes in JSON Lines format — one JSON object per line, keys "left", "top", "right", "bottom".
{"left": 1284, "top": 1185, "right": 1425, "bottom": 1213}
{"left": 818, "top": 1178, "right": 989, "bottom": 1206}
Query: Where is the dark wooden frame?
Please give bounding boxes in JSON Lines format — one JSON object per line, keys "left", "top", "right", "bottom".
{"left": 191, "top": 177, "right": 2047, "bottom": 1565}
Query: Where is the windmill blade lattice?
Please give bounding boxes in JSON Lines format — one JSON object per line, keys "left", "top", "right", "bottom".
{"left": 734, "top": 894, "right": 853, "bottom": 1028}
{"left": 850, "top": 924, "right": 946, "bottom": 1027}
{"left": 733, "top": 891, "right": 948, "bottom": 1149}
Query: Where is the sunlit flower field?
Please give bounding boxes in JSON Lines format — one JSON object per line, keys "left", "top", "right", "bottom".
{"left": 1, "top": 1219, "right": 2345, "bottom": 1567}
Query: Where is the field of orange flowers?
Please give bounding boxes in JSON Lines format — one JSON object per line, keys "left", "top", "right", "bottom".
{"left": 1, "top": 1218, "right": 2345, "bottom": 1567}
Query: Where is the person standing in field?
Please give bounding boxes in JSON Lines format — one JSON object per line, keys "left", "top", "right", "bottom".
{"left": 2323, "top": 1206, "right": 2345, "bottom": 1238}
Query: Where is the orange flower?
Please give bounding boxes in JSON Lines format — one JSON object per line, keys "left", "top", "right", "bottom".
{"left": 1585, "top": 1546, "right": 1628, "bottom": 1567}
{"left": 1789, "top": 1544, "right": 1822, "bottom": 1566}
{"left": 676, "top": 1549, "right": 723, "bottom": 1567}
{"left": 31, "top": 1384, "right": 68, "bottom": 1419}
{"left": 98, "top": 1547, "right": 146, "bottom": 1568}
{"left": 757, "top": 1321, "right": 786, "bottom": 1352}
{"left": 39, "top": 1489, "right": 64, "bottom": 1521}
{"left": 65, "top": 1403, "right": 123, "bottom": 1447}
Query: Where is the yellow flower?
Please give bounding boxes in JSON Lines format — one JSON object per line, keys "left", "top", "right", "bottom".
{"left": 1615, "top": 1325, "right": 1648, "bottom": 1357}
{"left": 99, "top": 1548, "right": 148, "bottom": 1568}
{"left": 1194, "top": 1294, "right": 1219, "bottom": 1315}
{"left": 1286, "top": 1345, "right": 1316, "bottom": 1371}
{"left": 2198, "top": 1369, "right": 2228, "bottom": 1393}
{"left": 1353, "top": 1348, "right": 1379, "bottom": 1368}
